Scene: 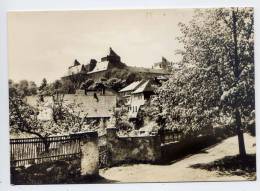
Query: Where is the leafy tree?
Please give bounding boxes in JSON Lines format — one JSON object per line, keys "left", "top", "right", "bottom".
{"left": 9, "top": 81, "right": 90, "bottom": 151}
{"left": 39, "top": 78, "right": 47, "bottom": 92}
{"left": 105, "top": 78, "right": 126, "bottom": 92}
{"left": 28, "top": 81, "right": 38, "bottom": 95}
{"left": 52, "top": 80, "right": 62, "bottom": 91}
{"left": 126, "top": 72, "right": 138, "bottom": 84}
{"left": 108, "top": 106, "right": 128, "bottom": 126}
{"left": 151, "top": 8, "right": 254, "bottom": 157}
{"left": 9, "top": 86, "right": 50, "bottom": 150}
{"left": 9, "top": 80, "right": 19, "bottom": 97}
{"left": 92, "top": 81, "right": 106, "bottom": 90}
{"left": 60, "top": 79, "right": 76, "bottom": 94}
{"left": 9, "top": 80, "right": 38, "bottom": 97}
{"left": 16, "top": 80, "right": 29, "bottom": 96}
{"left": 80, "top": 79, "right": 94, "bottom": 90}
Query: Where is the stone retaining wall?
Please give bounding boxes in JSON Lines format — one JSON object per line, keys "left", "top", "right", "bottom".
{"left": 106, "top": 128, "right": 161, "bottom": 165}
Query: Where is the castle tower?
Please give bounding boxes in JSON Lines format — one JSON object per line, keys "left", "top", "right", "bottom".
{"left": 101, "top": 47, "right": 121, "bottom": 63}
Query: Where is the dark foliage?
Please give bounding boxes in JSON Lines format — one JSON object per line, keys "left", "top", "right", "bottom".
{"left": 190, "top": 154, "right": 256, "bottom": 180}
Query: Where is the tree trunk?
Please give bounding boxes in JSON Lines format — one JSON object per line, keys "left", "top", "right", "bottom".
{"left": 232, "top": 9, "right": 247, "bottom": 158}
{"left": 235, "top": 108, "right": 246, "bottom": 157}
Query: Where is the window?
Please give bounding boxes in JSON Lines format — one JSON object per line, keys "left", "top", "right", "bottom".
{"left": 135, "top": 106, "right": 137, "bottom": 112}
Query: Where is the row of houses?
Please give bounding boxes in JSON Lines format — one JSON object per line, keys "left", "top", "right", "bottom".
{"left": 73, "top": 79, "right": 156, "bottom": 119}
{"left": 27, "top": 48, "right": 172, "bottom": 126}
{"left": 26, "top": 80, "right": 156, "bottom": 125}
{"left": 66, "top": 48, "right": 172, "bottom": 122}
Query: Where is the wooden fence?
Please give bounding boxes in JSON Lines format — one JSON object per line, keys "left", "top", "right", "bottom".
{"left": 10, "top": 135, "right": 84, "bottom": 168}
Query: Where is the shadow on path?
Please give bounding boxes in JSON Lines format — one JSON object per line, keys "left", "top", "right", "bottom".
{"left": 92, "top": 175, "right": 119, "bottom": 183}
{"left": 161, "top": 137, "right": 223, "bottom": 165}
{"left": 190, "top": 154, "right": 256, "bottom": 180}
{"left": 64, "top": 174, "right": 119, "bottom": 184}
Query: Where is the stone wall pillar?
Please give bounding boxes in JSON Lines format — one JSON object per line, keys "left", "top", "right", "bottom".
{"left": 154, "top": 135, "right": 162, "bottom": 162}
{"left": 80, "top": 132, "right": 99, "bottom": 176}
{"left": 106, "top": 127, "right": 117, "bottom": 140}
{"left": 106, "top": 128, "right": 118, "bottom": 165}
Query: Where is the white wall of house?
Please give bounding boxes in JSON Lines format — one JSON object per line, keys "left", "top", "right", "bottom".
{"left": 128, "top": 93, "right": 146, "bottom": 117}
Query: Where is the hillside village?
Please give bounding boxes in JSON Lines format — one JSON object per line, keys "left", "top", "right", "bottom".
{"left": 24, "top": 47, "right": 173, "bottom": 134}
{"left": 8, "top": 8, "right": 255, "bottom": 185}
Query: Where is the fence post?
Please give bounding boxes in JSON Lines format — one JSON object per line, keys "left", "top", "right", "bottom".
{"left": 80, "top": 132, "right": 99, "bottom": 176}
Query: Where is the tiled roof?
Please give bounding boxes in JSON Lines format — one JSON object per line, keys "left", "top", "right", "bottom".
{"left": 88, "top": 61, "right": 109, "bottom": 74}
{"left": 26, "top": 94, "right": 116, "bottom": 119}
{"left": 119, "top": 81, "right": 143, "bottom": 92}
{"left": 64, "top": 94, "right": 116, "bottom": 118}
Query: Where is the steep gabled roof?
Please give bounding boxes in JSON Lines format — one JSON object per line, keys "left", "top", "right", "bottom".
{"left": 119, "top": 81, "right": 143, "bottom": 92}
{"left": 26, "top": 94, "right": 116, "bottom": 119}
{"left": 69, "top": 59, "right": 81, "bottom": 69}
{"left": 132, "top": 80, "right": 153, "bottom": 94}
{"left": 109, "top": 47, "right": 119, "bottom": 57}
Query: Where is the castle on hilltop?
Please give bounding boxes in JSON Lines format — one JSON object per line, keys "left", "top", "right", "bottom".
{"left": 58, "top": 47, "right": 173, "bottom": 121}
{"left": 62, "top": 47, "right": 171, "bottom": 88}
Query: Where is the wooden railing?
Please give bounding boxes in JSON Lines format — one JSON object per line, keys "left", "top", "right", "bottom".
{"left": 10, "top": 135, "right": 85, "bottom": 167}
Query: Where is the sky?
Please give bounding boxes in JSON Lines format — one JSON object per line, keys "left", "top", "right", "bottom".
{"left": 8, "top": 9, "right": 195, "bottom": 85}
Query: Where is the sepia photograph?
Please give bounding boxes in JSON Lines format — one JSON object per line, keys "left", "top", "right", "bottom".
{"left": 8, "top": 8, "right": 255, "bottom": 184}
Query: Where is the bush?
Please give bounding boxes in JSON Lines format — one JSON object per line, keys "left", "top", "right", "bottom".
{"left": 246, "top": 122, "right": 255, "bottom": 136}
{"left": 213, "top": 124, "right": 236, "bottom": 139}
{"left": 117, "top": 121, "right": 135, "bottom": 136}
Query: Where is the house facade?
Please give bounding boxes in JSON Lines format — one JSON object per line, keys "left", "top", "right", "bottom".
{"left": 119, "top": 80, "right": 155, "bottom": 119}
{"left": 118, "top": 81, "right": 143, "bottom": 104}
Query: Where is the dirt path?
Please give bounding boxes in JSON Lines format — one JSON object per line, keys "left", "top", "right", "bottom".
{"left": 100, "top": 133, "right": 256, "bottom": 182}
